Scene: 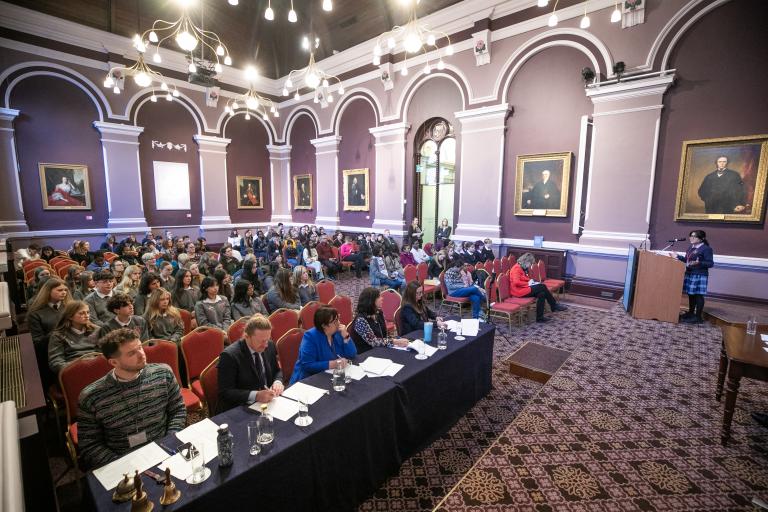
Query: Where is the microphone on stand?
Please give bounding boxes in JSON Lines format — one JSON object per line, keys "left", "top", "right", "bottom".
{"left": 667, "top": 237, "right": 686, "bottom": 243}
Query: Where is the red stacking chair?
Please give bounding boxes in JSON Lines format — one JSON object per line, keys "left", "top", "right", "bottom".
{"left": 380, "top": 289, "right": 402, "bottom": 334}
{"left": 180, "top": 327, "right": 226, "bottom": 401}
{"left": 483, "top": 260, "right": 494, "bottom": 275}
{"left": 489, "top": 276, "right": 522, "bottom": 330}
{"left": 403, "top": 264, "right": 418, "bottom": 284}
{"left": 498, "top": 273, "right": 535, "bottom": 322}
{"left": 393, "top": 306, "right": 403, "bottom": 336}
{"left": 103, "top": 252, "right": 118, "bottom": 263}
{"left": 268, "top": 308, "right": 300, "bottom": 344}
{"left": 276, "top": 328, "right": 304, "bottom": 384}
{"left": 416, "top": 262, "right": 439, "bottom": 305}
{"left": 143, "top": 340, "right": 202, "bottom": 412}
{"left": 329, "top": 295, "right": 353, "bottom": 325}
{"left": 529, "top": 260, "right": 543, "bottom": 282}
{"left": 299, "top": 301, "right": 322, "bottom": 330}
{"left": 316, "top": 279, "right": 336, "bottom": 304}
{"left": 539, "top": 260, "right": 565, "bottom": 297}
{"left": 508, "top": 254, "right": 517, "bottom": 267}
{"left": 199, "top": 357, "right": 219, "bottom": 417}
{"left": 179, "top": 309, "right": 194, "bottom": 335}
{"left": 423, "top": 242, "right": 433, "bottom": 256}
{"left": 501, "top": 255, "right": 511, "bottom": 274}
{"left": 438, "top": 271, "right": 469, "bottom": 317}
{"left": 492, "top": 258, "right": 502, "bottom": 275}
{"left": 227, "top": 317, "right": 250, "bottom": 343}
{"left": 22, "top": 259, "right": 49, "bottom": 273}
{"left": 333, "top": 245, "right": 355, "bottom": 275}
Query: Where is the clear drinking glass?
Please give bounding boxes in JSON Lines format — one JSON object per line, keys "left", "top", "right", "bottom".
{"left": 437, "top": 329, "right": 447, "bottom": 350}
{"left": 746, "top": 314, "right": 758, "bottom": 335}
{"left": 332, "top": 366, "right": 346, "bottom": 391}
{"left": 185, "top": 443, "right": 211, "bottom": 484}
{"left": 294, "top": 398, "right": 313, "bottom": 427}
{"left": 415, "top": 339, "right": 428, "bottom": 360}
{"left": 247, "top": 420, "right": 261, "bottom": 455}
{"left": 257, "top": 405, "right": 274, "bottom": 445}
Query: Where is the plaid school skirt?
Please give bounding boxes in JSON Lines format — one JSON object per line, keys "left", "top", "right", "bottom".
{"left": 683, "top": 273, "right": 708, "bottom": 295}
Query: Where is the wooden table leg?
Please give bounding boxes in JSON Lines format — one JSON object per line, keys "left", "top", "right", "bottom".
{"left": 715, "top": 345, "right": 728, "bottom": 402}
{"left": 721, "top": 362, "right": 742, "bottom": 446}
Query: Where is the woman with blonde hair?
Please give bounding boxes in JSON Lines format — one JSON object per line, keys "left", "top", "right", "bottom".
{"left": 292, "top": 265, "right": 319, "bottom": 306}
{"left": 28, "top": 278, "right": 71, "bottom": 387}
{"left": 115, "top": 264, "right": 142, "bottom": 298}
{"left": 48, "top": 300, "right": 100, "bottom": 376}
{"left": 144, "top": 288, "right": 184, "bottom": 343}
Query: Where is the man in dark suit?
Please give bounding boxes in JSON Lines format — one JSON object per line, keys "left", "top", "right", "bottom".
{"left": 299, "top": 182, "right": 311, "bottom": 206}
{"left": 349, "top": 176, "right": 365, "bottom": 206}
{"left": 528, "top": 170, "right": 561, "bottom": 210}
{"left": 217, "top": 315, "right": 284, "bottom": 414}
{"left": 697, "top": 156, "right": 746, "bottom": 214}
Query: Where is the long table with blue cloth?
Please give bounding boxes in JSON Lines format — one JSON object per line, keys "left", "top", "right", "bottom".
{"left": 86, "top": 320, "right": 495, "bottom": 511}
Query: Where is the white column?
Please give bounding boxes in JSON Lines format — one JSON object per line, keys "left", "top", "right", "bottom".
{"left": 93, "top": 121, "right": 148, "bottom": 231}
{"left": 453, "top": 103, "right": 510, "bottom": 241}
{"left": 193, "top": 135, "right": 232, "bottom": 226}
{"left": 0, "top": 108, "right": 28, "bottom": 233}
{"left": 370, "top": 122, "right": 410, "bottom": 234}
{"left": 266, "top": 145, "right": 292, "bottom": 224}
{"left": 310, "top": 135, "right": 342, "bottom": 229}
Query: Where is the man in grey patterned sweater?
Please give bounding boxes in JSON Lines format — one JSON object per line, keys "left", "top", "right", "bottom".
{"left": 77, "top": 328, "right": 186, "bottom": 468}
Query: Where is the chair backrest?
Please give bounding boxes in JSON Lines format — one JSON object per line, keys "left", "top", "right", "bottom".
{"left": 299, "top": 301, "right": 321, "bottom": 330}
{"left": 179, "top": 309, "right": 193, "bottom": 335}
{"left": 180, "top": 327, "right": 226, "bottom": 385}
{"left": 508, "top": 254, "right": 517, "bottom": 267}
{"left": 275, "top": 328, "right": 304, "bottom": 384}
{"left": 380, "top": 289, "right": 402, "bottom": 323}
{"left": 142, "top": 340, "right": 183, "bottom": 386}
{"left": 416, "top": 262, "right": 428, "bottom": 284}
{"left": 496, "top": 273, "right": 510, "bottom": 301}
{"left": 261, "top": 294, "right": 271, "bottom": 314}
{"left": 199, "top": 357, "right": 219, "bottom": 416}
{"left": 329, "top": 295, "right": 353, "bottom": 325}
{"left": 268, "top": 308, "right": 300, "bottom": 344}
{"left": 492, "top": 258, "right": 502, "bottom": 274}
{"left": 474, "top": 262, "right": 483, "bottom": 270}
{"left": 537, "top": 259, "right": 548, "bottom": 280}
{"left": 330, "top": 245, "right": 340, "bottom": 260}
{"left": 59, "top": 352, "right": 112, "bottom": 425}
{"left": 22, "top": 260, "right": 48, "bottom": 272}
{"left": 57, "top": 263, "right": 77, "bottom": 279}
{"left": 403, "top": 264, "right": 418, "bottom": 284}
{"left": 501, "top": 256, "right": 511, "bottom": 273}
{"left": 393, "top": 306, "right": 402, "bottom": 336}
{"left": 53, "top": 259, "right": 76, "bottom": 272}
{"left": 227, "top": 317, "right": 250, "bottom": 344}
{"left": 438, "top": 271, "right": 449, "bottom": 296}
{"left": 316, "top": 279, "right": 336, "bottom": 305}
{"left": 483, "top": 276, "right": 494, "bottom": 301}
{"left": 50, "top": 256, "right": 67, "bottom": 266}
{"left": 423, "top": 242, "right": 433, "bottom": 256}
{"left": 103, "top": 252, "right": 118, "bottom": 263}
{"left": 529, "top": 260, "right": 543, "bottom": 282}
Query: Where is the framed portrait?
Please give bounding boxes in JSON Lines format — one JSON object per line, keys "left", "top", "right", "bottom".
{"left": 237, "top": 176, "right": 264, "bottom": 209}
{"left": 38, "top": 163, "right": 91, "bottom": 210}
{"left": 674, "top": 134, "right": 768, "bottom": 223}
{"left": 293, "top": 174, "right": 313, "bottom": 210}
{"left": 343, "top": 168, "right": 370, "bottom": 211}
{"left": 514, "top": 152, "right": 572, "bottom": 217}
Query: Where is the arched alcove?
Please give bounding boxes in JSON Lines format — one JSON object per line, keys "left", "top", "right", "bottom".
{"left": 338, "top": 98, "right": 377, "bottom": 227}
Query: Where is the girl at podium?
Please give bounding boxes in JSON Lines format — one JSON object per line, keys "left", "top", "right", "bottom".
{"left": 677, "top": 230, "right": 714, "bottom": 324}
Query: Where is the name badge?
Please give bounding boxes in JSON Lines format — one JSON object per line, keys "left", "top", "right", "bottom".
{"left": 127, "top": 430, "right": 148, "bottom": 448}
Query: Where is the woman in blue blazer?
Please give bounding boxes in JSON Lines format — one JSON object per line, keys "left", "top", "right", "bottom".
{"left": 290, "top": 306, "right": 357, "bottom": 384}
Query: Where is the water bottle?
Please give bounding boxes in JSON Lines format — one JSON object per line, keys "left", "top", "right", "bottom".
{"left": 746, "top": 315, "right": 758, "bottom": 336}
{"left": 217, "top": 423, "right": 234, "bottom": 467}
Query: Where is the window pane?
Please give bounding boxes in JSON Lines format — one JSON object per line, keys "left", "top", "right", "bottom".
{"left": 419, "top": 140, "right": 438, "bottom": 186}
{"left": 438, "top": 138, "right": 456, "bottom": 184}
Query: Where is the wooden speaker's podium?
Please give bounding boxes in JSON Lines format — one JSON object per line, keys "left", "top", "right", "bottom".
{"left": 631, "top": 250, "right": 685, "bottom": 323}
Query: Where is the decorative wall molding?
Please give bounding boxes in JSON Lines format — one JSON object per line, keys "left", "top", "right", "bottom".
{"left": 92, "top": 121, "right": 142, "bottom": 137}
{"left": 193, "top": 135, "right": 231, "bottom": 148}
{"left": 369, "top": 122, "right": 410, "bottom": 138}
{"left": 310, "top": 135, "right": 342, "bottom": 149}
{"left": 586, "top": 74, "right": 675, "bottom": 103}
{"left": 151, "top": 140, "right": 187, "bottom": 152}
{"left": 472, "top": 29, "right": 491, "bottom": 66}
{"left": 454, "top": 103, "right": 510, "bottom": 122}
{"left": 580, "top": 230, "right": 650, "bottom": 242}
{"left": 0, "top": 107, "right": 19, "bottom": 121}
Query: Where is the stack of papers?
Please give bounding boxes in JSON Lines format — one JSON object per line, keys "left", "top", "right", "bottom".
{"left": 444, "top": 320, "right": 462, "bottom": 333}
{"left": 94, "top": 442, "right": 169, "bottom": 490}
{"left": 175, "top": 418, "right": 220, "bottom": 463}
{"left": 407, "top": 340, "right": 438, "bottom": 357}
{"left": 359, "top": 356, "right": 404, "bottom": 377}
{"left": 460, "top": 319, "right": 480, "bottom": 337}
{"left": 324, "top": 364, "right": 366, "bottom": 381}
{"left": 249, "top": 395, "right": 301, "bottom": 421}
{"left": 281, "top": 382, "right": 328, "bottom": 405}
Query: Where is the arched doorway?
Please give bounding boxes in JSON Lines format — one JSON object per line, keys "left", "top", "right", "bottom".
{"left": 414, "top": 118, "right": 455, "bottom": 243}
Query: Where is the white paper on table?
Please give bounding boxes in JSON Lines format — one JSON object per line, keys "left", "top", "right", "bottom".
{"left": 157, "top": 452, "right": 193, "bottom": 482}
{"left": 359, "top": 356, "right": 394, "bottom": 375}
{"left": 249, "top": 395, "right": 301, "bottom": 421}
{"left": 382, "top": 362, "right": 404, "bottom": 377}
{"left": 175, "top": 418, "right": 219, "bottom": 463}
{"left": 282, "top": 381, "right": 329, "bottom": 405}
{"left": 761, "top": 334, "right": 768, "bottom": 342}
{"left": 93, "top": 442, "right": 170, "bottom": 490}
{"left": 407, "top": 341, "right": 437, "bottom": 357}
{"left": 323, "top": 364, "right": 366, "bottom": 381}
{"left": 444, "top": 320, "right": 461, "bottom": 333}
{"left": 460, "top": 319, "right": 480, "bottom": 337}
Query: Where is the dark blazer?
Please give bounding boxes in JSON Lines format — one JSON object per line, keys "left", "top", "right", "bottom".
{"left": 400, "top": 303, "right": 436, "bottom": 336}
{"left": 216, "top": 339, "right": 283, "bottom": 414}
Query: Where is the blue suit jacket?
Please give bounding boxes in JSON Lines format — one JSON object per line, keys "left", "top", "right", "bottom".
{"left": 289, "top": 327, "right": 357, "bottom": 384}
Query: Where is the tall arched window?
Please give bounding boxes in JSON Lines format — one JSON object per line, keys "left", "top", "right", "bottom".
{"left": 414, "top": 118, "right": 455, "bottom": 244}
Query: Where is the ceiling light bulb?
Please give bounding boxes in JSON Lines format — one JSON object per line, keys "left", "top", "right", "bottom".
{"left": 113, "top": 85, "right": 120, "bottom": 94}
{"left": 216, "top": 45, "right": 225, "bottom": 56}
{"left": 315, "top": 37, "right": 320, "bottom": 49}
{"left": 537, "top": 0, "right": 548, "bottom": 6}
{"left": 282, "top": 88, "right": 289, "bottom": 96}
{"left": 133, "top": 35, "right": 146, "bottom": 53}
{"left": 548, "top": 13, "right": 558, "bottom": 26}
{"left": 288, "top": 9, "right": 297, "bottom": 22}
{"left": 224, "top": 55, "right": 232, "bottom": 66}
{"left": 175, "top": 0, "right": 197, "bottom": 8}
{"left": 150, "top": 94, "right": 157, "bottom": 102}
{"left": 426, "top": 34, "right": 436, "bottom": 46}
{"left": 229, "top": 109, "right": 235, "bottom": 116}
{"left": 306, "top": 71, "right": 320, "bottom": 89}
{"left": 175, "top": 30, "right": 198, "bottom": 51}
{"left": 188, "top": 62, "right": 197, "bottom": 73}
{"left": 313, "top": 95, "right": 319, "bottom": 103}
{"left": 327, "top": 92, "right": 334, "bottom": 103}
{"left": 166, "top": 93, "right": 172, "bottom": 101}
{"left": 161, "top": 82, "right": 168, "bottom": 91}
{"left": 245, "top": 113, "right": 251, "bottom": 120}
{"left": 373, "top": 44, "right": 381, "bottom": 56}
{"left": 265, "top": 6, "right": 274, "bottom": 20}
{"left": 172, "top": 89, "right": 180, "bottom": 97}
{"left": 446, "top": 45, "right": 454, "bottom": 56}
{"left": 232, "top": 101, "right": 239, "bottom": 110}
{"left": 153, "top": 52, "right": 162, "bottom": 63}
{"left": 294, "top": 91, "right": 300, "bottom": 100}
{"left": 274, "top": 111, "right": 279, "bottom": 117}
{"left": 400, "top": 66, "right": 408, "bottom": 76}
{"left": 134, "top": 71, "right": 152, "bottom": 87}
{"left": 437, "top": 59, "right": 445, "bottom": 70}
{"left": 149, "top": 31, "right": 158, "bottom": 43}
{"left": 611, "top": 7, "right": 621, "bottom": 22}
{"left": 286, "top": 79, "right": 293, "bottom": 88}
{"left": 387, "top": 37, "right": 396, "bottom": 49}
{"left": 228, "top": 0, "right": 239, "bottom": 5}
{"left": 246, "top": 97, "right": 258, "bottom": 109}
{"left": 423, "top": 63, "right": 431, "bottom": 74}
{"left": 322, "top": 79, "right": 329, "bottom": 88}
{"left": 245, "top": 66, "right": 258, "bottom": 81}
{"left": 322, "top": 0, "right": 332, "bottom": 12}
{"left": 225, "top": 106, "right": 231, "bottom": 113}
{"left": 404, "top": 33, "right": 422, "bottom": 53}
{"left": 373, "top": 55, "right": 381, "bottom": 66}
{"left": 338, "top": 86, "right": 345, "bottom": 95}
{"left": 270, "top": 106, "right": 276, "bottom": 113}
{"left": 214, "top": 63, "right": 222, "bottom": 73}
{"left": 302, "top": 37, "right": 310, "bottom": 50}
{"left": 263, "top": 113, "right": 268, "bottom": 121}
{"left": 580, "top": 15, "right": 591, "bottom": 29}
{"left": 104, "top": 76, "right": 114, "bottom": 88}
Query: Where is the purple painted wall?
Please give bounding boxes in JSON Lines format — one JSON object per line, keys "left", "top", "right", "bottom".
{"left": 651, "top": 0, "right": 768, "bottom": 258}
{"left": 225, "top": 115, "right": 272, "bottom": 223}
{"left": 136, "top": 98, "right": 201, "bottom": 227}
{"left": 405, "top": 77, "right": 463, "bottom": 226}
{"left": 289, "top": 114, "right": 317, "bottom": 224}
{"left": 338, "top": 98, "right": 376, "bottom": 227}
{"left": 501, "top": 46, "right": 592, "bottom": 241}
{"left": 11, "top": 75, "right": 107, "bottom": 231}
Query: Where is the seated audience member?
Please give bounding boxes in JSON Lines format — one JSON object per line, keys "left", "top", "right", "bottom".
{"left": 436, "top": 218, "right": 452, "bottom": 245}
{"left": 171, "top": 269, "right": 200, "bottom": 312}
{"left": 14, "top": 242, "right": 41, "bottom": 270}
{"left": 183, "top": 242, "right": 200, "bottom": 265}
{"left": 316, "top": 236, "right": 340, "bottom": 280}
{"left": 332, "top": 232, "right": 344, "bottom": 248}
{"left": 242, "top": 229, "right": 254, "bottom": 255}
{"left": 72, "top": 270, "right": 95, "bottom": 301}
{"left": 479, "top": 239, "right": 495, "bottom": 262}
{"left": 195, "top": 276, "right": 233, "bottom": 330}
{"left": 77, "top": 328, "right": 186, "bottom": 468}
{"left": 369, "top": 246, "right": 405, "bottom": 291}
{"left": 227, "top": 229, "right": 243, "bottom": 253}
{"left": 70, "top": 240, "right": 92, "bottom": 266}
{"left": 410, "top": 241, "right": 430, "bottom": 264}
{"left": 265, "top": 268, "right": 301, "bottom": 312}
{"left": 115, "top": 264, "right": 142, "bottom": 299}
{"left": 26, "top": 266, "right": 52, "bottom": 301}
{"left": 214, "top": 269, "right": 234, "bottom": 302}
{"left": 40, "top": 245, "right": 57, "bottom": 262}
{"left": 86, "top": 251, "right": 111, "bottom": 272}
{"left": 48, "top": 301, "right": 101, "bottom": 376}
{"left": 219, "top": 246, "right": 241, "bottom": 275}
{"left": 509, "top": 252, "right": 567, "bottom": 323}
{"left": 292, "top": 265, "right": 319, "bottom": 306}
{"left": 357, "top": 234, "right": 373, "bottom": 263}
{"left": 350, "top": 287, "right": 409, "bottom": 354}
{"left": 189, "top": 263, "right": 204, "bottom": 288}
{"left": 198, "top": 252, "right": 218, "bottom": 277}
{"left": 140, "top": 252, "right": 157, "bottom": 275}
{"left": 451, "top": 241, "right": 465, "bottom": 262}
{"left": 133, "top": 272, "right": 161, "bottom": 316}
{"left": 302, "top": 240, "right": 325, "bottom": 280}
{"left": 28, "top": 278, "right": 70, "bottom": 387}
{"left": 85, "top": 270, "right": 116, "bottom": 326}
{"left": 383, "top": 247, "right": 405, "bottom": 279}
{"left": 230, "top": 279, "right": 268, "bottom": 321}
{"left": 444, "top": 259, "right": 486, "bottom": 320}
{"left": 158, "top": 261, "right": 175, "bottom": 291}
{"left": 110, "top": 259, "right": 126, "bottom": 282}
{"left": 99, "top": 293, "right": 149, "bottom": 341}
{"left": 283, "top": 238, "right": 300, "bottom": 267}
{"left": 428, "top": 250, "right": 449, "bottom": 279}
{"left": 238, "top": 258, "right": 264, "bottom": 295}
{"left": 65, "top": 265, "right": 83, "bottom": 294}
{"left": 339, "top": 237, "right": 364, "bottom": 279}
{"left": 400, "top": 281, "right": 446, "bottom": 335}
{"left": 100, "top": 235, "right": 117, "bottom": 253}
{"left": 399, "top": 243, "right": 417, "bottom": 268}
{"left": 145, "top": 288, "right": 184, "bottom": 343}
{"left": 462, "top": 242, "right": 480, "bottom": 265}
{"left": 253, "top": 231, "right": 269, "bottom": 261}
{"left": 216, "top": 315, "right": 284, "bottom": 413}
{"left": 290, "top": 306, "right": 357, "bottom": 384}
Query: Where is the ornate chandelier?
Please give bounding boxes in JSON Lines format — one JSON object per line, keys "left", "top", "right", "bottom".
{"left": 282, "top": 37, "right": 345, "bottom": 104}
{"left": 262, "top": 0, "right": 334, "bottom": 22}
{"left": 224, "top": 67, "right": 279, "bottom": 121}
{"left": 539, "top": 0, "right": 623, "bottom": 28}
{"left": 103, "top": 49, "right": 180, "bottom": 102}
{"left": 373, "top": 0, "right": 453, "bottom": 76}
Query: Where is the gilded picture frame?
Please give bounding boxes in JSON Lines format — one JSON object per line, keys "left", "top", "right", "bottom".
{"left": 39, "top": 163, "right": 91, "bottom": 210}
{"left": 514, "top": 152, "right": 571, "bottom": 217}
{"left": 293, "top": 174, "right": 313, "bottom": 210}
{"left": 236, "top": 176, "right": 264, "bottom": 209}
{"left": 343, "top": 168, "right": 370, "bottom": 211}
{"left": 674, "top": 134, "right": 768, "bottom": 223}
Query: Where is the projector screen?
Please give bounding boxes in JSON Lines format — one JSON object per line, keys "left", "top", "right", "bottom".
{"left": 153, "top": 161, "right": 191, "bottom": 210}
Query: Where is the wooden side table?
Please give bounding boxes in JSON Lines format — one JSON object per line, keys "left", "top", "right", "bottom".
{"left": 715, "top": 324, "right": 768, "bottom": 445}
